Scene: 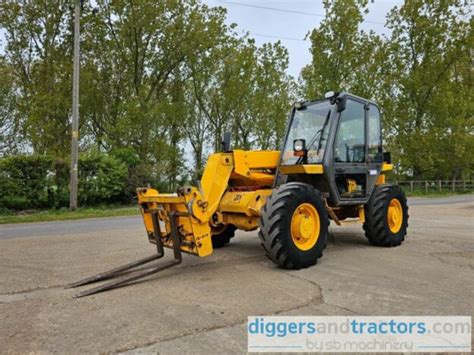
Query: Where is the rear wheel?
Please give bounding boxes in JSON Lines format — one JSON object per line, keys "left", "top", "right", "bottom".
{"left": 211, "top": 224, "right": 236, "bottom": 248}
{"left": 363, "top": 184, "right": 408, "bottom": 246}
{"left": 258, "top": 182, "right": 328, "bottom": 269}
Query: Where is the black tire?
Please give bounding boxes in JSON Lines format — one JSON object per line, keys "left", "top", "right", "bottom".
{"left": 211, "top": 224, "right": 236, "bottom": 248}
{"left": 363, "top": 184, "right": 409, "bottom": 247}
{"left": 258, "top": 182, "right": 328, "bottom": 269}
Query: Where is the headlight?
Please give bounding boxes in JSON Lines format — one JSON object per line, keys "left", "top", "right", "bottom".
{"left": 293, "top": 139, "right": 306, "bottom": 152}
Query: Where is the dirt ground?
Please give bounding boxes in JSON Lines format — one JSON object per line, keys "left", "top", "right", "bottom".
{"left": 1, "top": 196, "right": 473, "bottom": 353}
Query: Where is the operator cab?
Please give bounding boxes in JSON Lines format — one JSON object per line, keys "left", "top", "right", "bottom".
{"left": 279, "top": 92, "right": 387, "bottom": 206}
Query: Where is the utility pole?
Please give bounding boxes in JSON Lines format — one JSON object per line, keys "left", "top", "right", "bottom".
{"left": 70, "top": 0, "right": 80, "bottom": 210}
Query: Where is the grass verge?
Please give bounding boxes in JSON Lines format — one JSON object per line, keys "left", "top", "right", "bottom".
{"left": 0, "top": 206, "right": 140, "bottom": 224}
{"left": 404, "top": 190, "right": 473, "bottom": 198}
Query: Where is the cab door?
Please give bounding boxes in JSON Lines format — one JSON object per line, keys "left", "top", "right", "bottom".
{"left": 333, "top": 99, "right": 368, "bottom": 201}
{"left": 366, "top": 104, "right": 383, "bottom": 194}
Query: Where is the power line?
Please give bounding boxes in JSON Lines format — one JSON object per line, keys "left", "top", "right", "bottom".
{"left": 215, "top": 0, "right": 386, "bottom": 26}
{"left": 249, "top": 32, "right": 308, "bottom": 42}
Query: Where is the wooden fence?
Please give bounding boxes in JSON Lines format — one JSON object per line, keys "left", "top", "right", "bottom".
{"left": 395, "top": 180, "right": 474, "bottom": 194}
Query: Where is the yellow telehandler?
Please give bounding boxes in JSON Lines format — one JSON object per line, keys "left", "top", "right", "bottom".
{"left": 69, "top": 92, "right": 408, "bottom": 297}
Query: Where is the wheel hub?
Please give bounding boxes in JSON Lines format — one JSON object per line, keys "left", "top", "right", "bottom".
{"left": 290, "top": 203, "right": 320, "bottom": 251}
{"left": 387, "top": 198, "right": 403, "bottom": 233}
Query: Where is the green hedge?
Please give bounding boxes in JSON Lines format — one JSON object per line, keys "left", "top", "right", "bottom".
{"left": 0, "top": 155, "right": 53, "bottom": 210}
{"left": 0, "top": 152, "right": 129, "bottom": 210}
{"left": 78, "top": 152, "right": 127, "bottom": 205}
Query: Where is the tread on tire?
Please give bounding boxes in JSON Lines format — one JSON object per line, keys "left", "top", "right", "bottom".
{"left": 363, "top": 184, "right": 409, "bottom": 247}
{"left": 258, "top": 182, "right": 328, "bottom": 269}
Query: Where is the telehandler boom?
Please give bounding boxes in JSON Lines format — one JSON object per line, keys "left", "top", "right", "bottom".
{"left": 69, "top": 92, "right": 408, "bottom": 297}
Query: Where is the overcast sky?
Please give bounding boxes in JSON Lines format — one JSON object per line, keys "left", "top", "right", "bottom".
{"left": 202, "top": 0, "right": 404, "bottom": 77}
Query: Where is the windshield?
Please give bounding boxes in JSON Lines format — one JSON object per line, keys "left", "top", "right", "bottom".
{"left": 281, "top": 101, "right": 333, "bottom": 165}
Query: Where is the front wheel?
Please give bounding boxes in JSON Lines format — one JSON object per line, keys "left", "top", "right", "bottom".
{"left": 258, "top": 182, "right": 328, "bottom": 269}
{"left": 211, "top": 224, "right": 236, "bottom": 248}
{"left": 363, "top": 184, "right": 409, "bottom": 246}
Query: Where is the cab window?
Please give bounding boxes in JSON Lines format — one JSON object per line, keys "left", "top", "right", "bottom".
{"left": 334, "top": 100, "right": 365, "bottom": 163}
{"left": 281, "top": 101, "right": 332, "bottom": 165}
{"left": 368, "top": 105, "right": 383, "bottom": 163}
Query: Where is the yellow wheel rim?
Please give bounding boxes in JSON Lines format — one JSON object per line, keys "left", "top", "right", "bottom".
{"left": 290, "top": 203, "right": 320, "bottom": 251}
{"left": 387, "top": 198, "right": 403, "bottom": 233}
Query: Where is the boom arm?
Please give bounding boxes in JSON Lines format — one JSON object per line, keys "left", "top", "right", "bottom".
{"left": 137, "top": 150, "right": 280, "bottom": 257}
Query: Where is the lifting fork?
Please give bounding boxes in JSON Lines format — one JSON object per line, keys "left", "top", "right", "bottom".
{"left": 66, "top": 211, "right": 183, "bottom": 298}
